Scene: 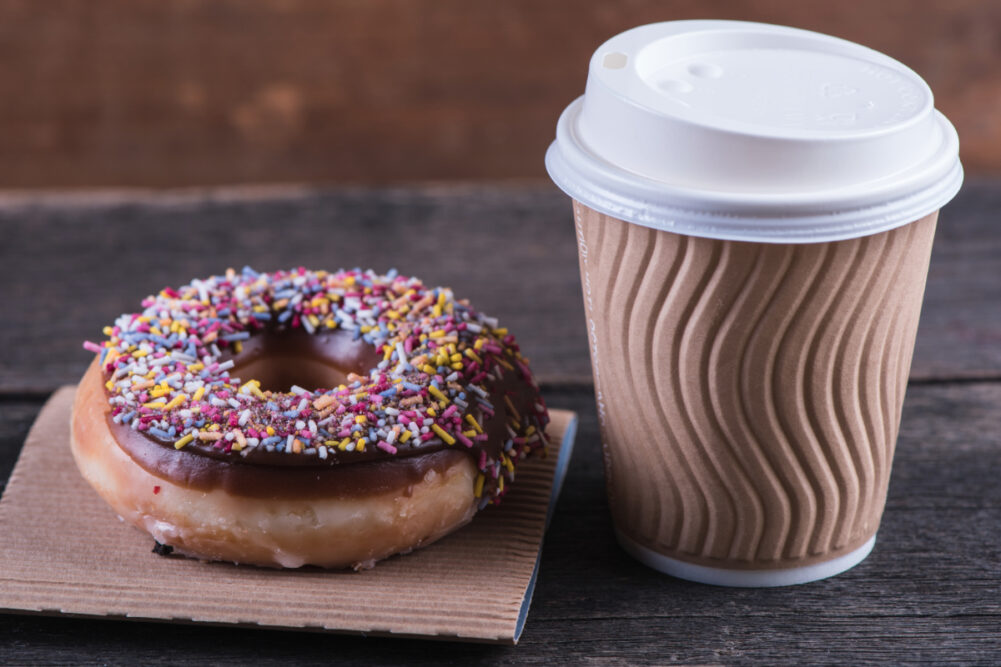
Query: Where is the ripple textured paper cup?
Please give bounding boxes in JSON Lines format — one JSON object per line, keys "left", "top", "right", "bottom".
{"left": 574, "top": 201, "right": 936, "bottom": 584}
{"left": 547, "top": 20, "right": 962, "bottom": 586}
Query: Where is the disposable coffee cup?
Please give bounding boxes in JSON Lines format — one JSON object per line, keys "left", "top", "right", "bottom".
{"left": 546, "top": 21, "right": 962, "bottom": 586}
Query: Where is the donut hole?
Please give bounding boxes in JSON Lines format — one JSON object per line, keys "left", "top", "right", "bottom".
{"left": 233, "top": 355, "right": 352, "bottom": 394}
{"left": 228, "top": 328, "right": 380, "bottom": 393}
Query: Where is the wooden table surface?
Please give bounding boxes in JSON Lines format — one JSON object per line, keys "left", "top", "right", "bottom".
{"left": 1, "top": 182, "right": 999, "bottom": 665}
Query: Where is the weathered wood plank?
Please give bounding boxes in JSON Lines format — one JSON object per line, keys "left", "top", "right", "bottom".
{"left": 918, "top": 184, "right": 1001, "bottom": 381}
{"left": 1, "top": 181, "right": 999, "bottom": 394}
{"left": 0, "top": 403, "right": 39, "bottom": 497}
{"left": 0, "top": 185, "right": 581, "bottom": 392}
{"left": 1, "top": 383, "right": 1000, "bottom": 664}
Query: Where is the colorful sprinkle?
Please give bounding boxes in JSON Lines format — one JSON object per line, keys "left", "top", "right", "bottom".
{"left": 431, "top": 423, "right": 456, "bottom": 446}
{"left": 174, "top": 433, "right": 195, "bottom": 450}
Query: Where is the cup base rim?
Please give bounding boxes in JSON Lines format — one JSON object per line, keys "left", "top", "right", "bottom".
{"left": 615, "top": 530, "right": 876, "bottom": 587}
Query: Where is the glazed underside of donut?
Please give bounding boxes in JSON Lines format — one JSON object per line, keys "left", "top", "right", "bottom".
{"left": 71, "top": 361, "right": 478, "bottom": 568}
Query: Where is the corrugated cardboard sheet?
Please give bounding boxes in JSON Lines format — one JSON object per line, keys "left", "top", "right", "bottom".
{"left": 0, "top": 386, "right": 577, "bottom": 643}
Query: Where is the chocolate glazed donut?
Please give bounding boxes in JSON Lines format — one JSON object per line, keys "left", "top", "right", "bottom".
{"left": 71, "top": 268, "right": 549, "bottom": 569}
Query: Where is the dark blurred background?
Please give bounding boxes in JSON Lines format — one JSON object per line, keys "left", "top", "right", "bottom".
{"left": 1, "top": 0, "right": 997, "bottom": 189}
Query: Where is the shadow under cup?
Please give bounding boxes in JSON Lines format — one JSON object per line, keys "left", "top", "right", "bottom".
{"left": 573, "top": 201, "right": 939, "bottom": 586}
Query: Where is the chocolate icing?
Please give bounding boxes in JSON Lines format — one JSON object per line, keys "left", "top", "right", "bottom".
{"left": 108, "top": 414, "right": 469, "bottom": 499}
{"left": 104, "top": 327, "right": 537, "bottom": 499}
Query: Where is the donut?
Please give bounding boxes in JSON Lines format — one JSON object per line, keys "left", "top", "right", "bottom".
{"left": 71, "top": 267, "right": 549, "bottom": 569}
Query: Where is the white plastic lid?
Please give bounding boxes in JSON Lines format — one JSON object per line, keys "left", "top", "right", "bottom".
{"left": 545, "top": 20, "right": 963, "bottom": 243}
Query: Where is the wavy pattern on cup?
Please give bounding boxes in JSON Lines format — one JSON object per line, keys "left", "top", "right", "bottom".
{"left": 574, "top": 204, "right": 937, "bottom": 569}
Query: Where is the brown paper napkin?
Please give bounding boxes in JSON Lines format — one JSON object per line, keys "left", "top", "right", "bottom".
{"left": 0, "top": 386, "right": 577, "bottom": 644}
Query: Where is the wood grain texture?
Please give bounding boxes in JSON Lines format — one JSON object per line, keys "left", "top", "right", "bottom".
{"left": 1, "top": 182, "right": 1000, "bottom": 394}
{"left": 0, "top": 0, "right": 998, "bottom": 187}
{"left": 2, "top": 181, "right": 1000, "bottom": 663}
{"left": 2, "top": 383, "right": 1000, "bottom": 664}
{"left": 0, "top": 403, "right": 37, "bottom": 497}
